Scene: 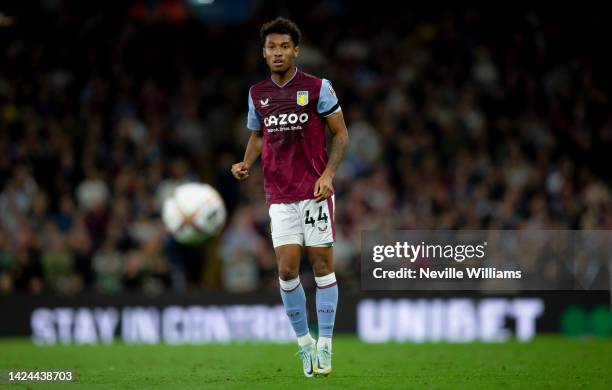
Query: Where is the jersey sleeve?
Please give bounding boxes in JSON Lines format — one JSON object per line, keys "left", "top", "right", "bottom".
{"left": 317, "top": 79, "right": 342, "bottom": 117}
{"left": 247, "top": 89, "right": 262, "bottom": 131}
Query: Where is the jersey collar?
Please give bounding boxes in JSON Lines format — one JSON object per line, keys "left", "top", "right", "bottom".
{"left": 270, "top": 67, "right": 298, "bottom": 88}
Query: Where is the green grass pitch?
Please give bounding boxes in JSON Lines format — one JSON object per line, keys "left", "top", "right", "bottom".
{"left": 1, "top": 336, "right": 610, "bottom": 389}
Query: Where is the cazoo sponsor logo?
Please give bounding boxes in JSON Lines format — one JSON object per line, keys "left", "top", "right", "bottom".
{"left": 264, "top": 113, "right": 309, "bottom": 128}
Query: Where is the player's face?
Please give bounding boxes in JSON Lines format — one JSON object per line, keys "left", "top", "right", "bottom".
{"left": 263, "top": 33, "right": 299, "bottom": 74}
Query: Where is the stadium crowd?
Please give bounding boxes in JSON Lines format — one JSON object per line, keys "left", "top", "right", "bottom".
{"left": 0, "top": 2, "right": 610, "bottom": 295}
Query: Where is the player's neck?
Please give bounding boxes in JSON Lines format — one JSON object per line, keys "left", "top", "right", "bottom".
{"left": 271, "top": 66, "right": 297, "bottom": 86}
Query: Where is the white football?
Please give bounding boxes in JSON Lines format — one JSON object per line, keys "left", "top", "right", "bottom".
{"left": 162, "top": 182, "right": 226, "bottom": 245}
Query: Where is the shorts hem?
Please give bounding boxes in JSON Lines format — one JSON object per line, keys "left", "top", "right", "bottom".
{"left": 272, "top": 233, "right": 304, "bottom": 248}
{"left": 305, "top": 241, "right": 334, "bottom": 248}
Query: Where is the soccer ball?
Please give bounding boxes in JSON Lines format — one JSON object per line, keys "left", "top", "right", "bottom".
{"left": 162, "top": 182, "right": 226, "bottom": 245}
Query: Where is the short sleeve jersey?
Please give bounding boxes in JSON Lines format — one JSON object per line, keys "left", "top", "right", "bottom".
{"left": 247, "top": 69, "right": 341, "bottom": 204}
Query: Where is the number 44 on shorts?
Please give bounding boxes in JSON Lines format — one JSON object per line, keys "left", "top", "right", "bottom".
{"left": 305, "top": 206, "right": 328, "bottom": 227}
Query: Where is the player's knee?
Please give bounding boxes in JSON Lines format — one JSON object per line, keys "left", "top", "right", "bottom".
{"left": 278, "top": 264, "right": 299, "bottom": 280}
{"left": 310, "top": 254, "right": 332, "bottom": 276}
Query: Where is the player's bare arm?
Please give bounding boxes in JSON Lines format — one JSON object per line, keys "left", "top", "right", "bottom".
{"left": 314, "top": 111, "right": 349, "bottom": 202}
{"left": 231, "top": 131, "right": 262, "bottom": 180}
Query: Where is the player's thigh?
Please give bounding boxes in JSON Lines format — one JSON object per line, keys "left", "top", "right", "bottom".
{"left": 306, "top": 246, "right": 334, "bottom": 277}
{"left": 269, "top": 202, "right": 304, "bottom": 279}
{"left": 300, "top": 196, "right": 335, "bottom": 247}
{"left": 274, "top": 244, "right": 302, "bottom": 280}
{"left": 269, "top": 202, "right": 304, "bottom": 248}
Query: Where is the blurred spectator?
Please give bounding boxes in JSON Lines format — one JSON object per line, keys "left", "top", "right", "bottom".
{"left": 92, "top": 234, "right": 124, "bottom": 294}
{"left": 40, "top": 222, "right": 75, "bottom": 293}
{"left": 76, "top": 168, "right": 110, "bottom": 213}
{"left": 219, "top": 206, "right": 272, "bottom": 293}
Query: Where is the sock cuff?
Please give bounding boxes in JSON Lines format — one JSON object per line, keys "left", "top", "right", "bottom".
{"left": 279, "top": 276, "right": 300, "bottom": 291}
{"left": 315, "top": 272, "right": 336, "bottom": 288}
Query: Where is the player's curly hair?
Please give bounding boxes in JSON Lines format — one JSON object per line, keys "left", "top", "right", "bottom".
{"left": 260, "top": 17, "right": 301, "bottom": 47}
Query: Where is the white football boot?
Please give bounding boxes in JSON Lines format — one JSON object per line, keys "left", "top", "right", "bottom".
{"left": 315, "top": 343, "right": 332, "bottom": 376}
{"left": 297, "top": 341, "right": 316, "bottom": 378}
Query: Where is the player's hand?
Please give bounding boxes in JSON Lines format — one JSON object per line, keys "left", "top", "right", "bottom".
{"left": 231, "top": 162, "right": 250, "bottom": 180}
{"left": 314, "top": 173, "right": 333, "bottom": 202}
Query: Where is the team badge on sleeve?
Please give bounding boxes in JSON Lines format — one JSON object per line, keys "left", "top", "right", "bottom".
{"left": 297, "top": 91, "right": 309, "bottom": 106}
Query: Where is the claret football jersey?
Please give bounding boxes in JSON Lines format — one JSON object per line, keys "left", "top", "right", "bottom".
{"left": 247, "top": 68, "right": 341, "bottom": 204}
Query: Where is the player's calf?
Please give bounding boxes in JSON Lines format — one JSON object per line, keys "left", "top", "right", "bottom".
{"left": 314, "top": 272, "right": 337, "bottom": 376}
{"left": 279, "top": 275, "right": 317, "bottom": 378}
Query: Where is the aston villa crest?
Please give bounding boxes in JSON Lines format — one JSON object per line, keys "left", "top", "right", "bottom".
{"left": 297, "top": 91, "right": 309, "bottom": 106}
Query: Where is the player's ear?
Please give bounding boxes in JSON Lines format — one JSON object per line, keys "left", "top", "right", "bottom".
{"left": 294, "top": 45, "right": 299, "bottom": 58}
